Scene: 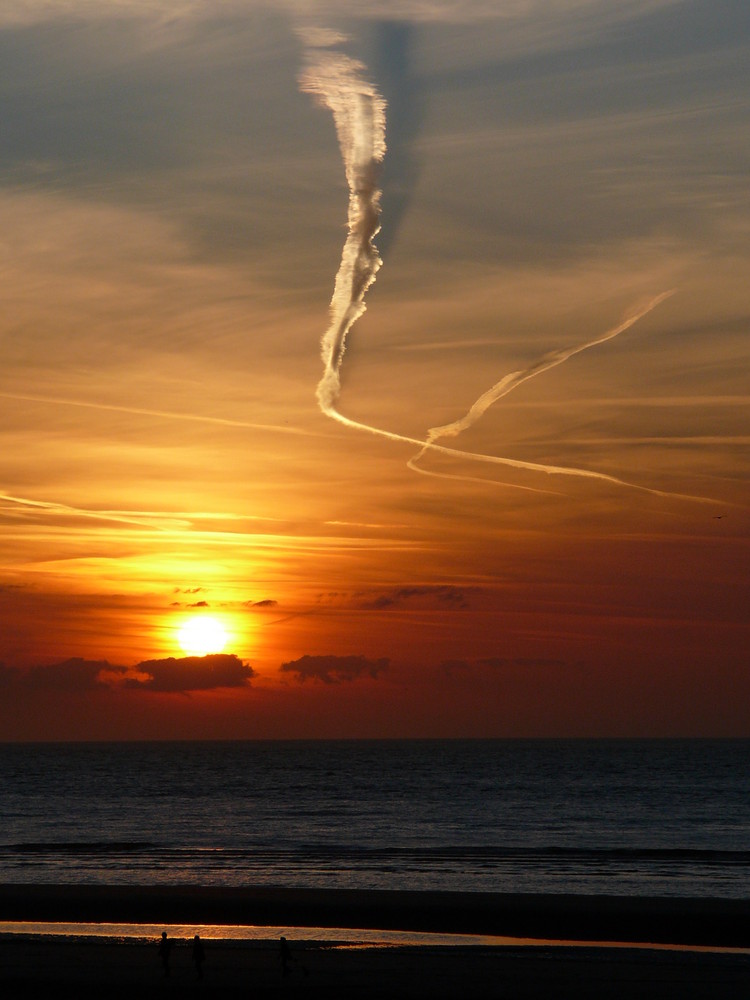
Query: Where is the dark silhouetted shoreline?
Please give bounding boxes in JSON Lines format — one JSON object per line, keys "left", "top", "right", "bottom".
{"left": 1, "top": 885, "right": 750, "bottom": 998}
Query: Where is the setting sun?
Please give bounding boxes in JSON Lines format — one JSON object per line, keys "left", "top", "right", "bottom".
{"left": 177, "top": 616, "right": 228, "bottom": 656}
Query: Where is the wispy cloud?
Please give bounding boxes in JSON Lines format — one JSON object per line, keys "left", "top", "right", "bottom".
{"left": 366, "top": 586, "right": 469, "bottom": 609}
{"left": 0, "top": 0, "right": 681, "bottom": 28}
{"left": 0, "top": 392, "right": 319, "bottom": 436}
{"left": 279, "top": 653, "right": 388, "bottom": 684}
{"left": 0, "top": 657, "right": 111, "bottom": 692}
{"left": 0, "top": 492, "right": 192, "bottom": 530}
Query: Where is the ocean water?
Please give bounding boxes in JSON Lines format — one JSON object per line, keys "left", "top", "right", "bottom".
{"left": 1, "top": 739, "right": 749, "bottom": 898}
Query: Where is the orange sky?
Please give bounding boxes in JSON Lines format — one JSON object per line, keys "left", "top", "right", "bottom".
{"left": 0, "top": 1, "right": 748, "bottom": 739}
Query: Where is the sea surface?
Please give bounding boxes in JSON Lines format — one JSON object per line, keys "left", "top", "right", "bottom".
{"left": 1, "top": 739, "right": 749, "bottom": 898}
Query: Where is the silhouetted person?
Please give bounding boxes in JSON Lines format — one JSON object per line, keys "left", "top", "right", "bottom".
{"left": 192, "top": 934, "right": 205, "bottom": 980}
{"left": 157, "top": 930, "right": 174, "bottom": 977}
{"left": 279, "top": 936, "right": 308, "bottom": 978}
{"left": 279, "top": 935, "right": 292, "bottom": 977}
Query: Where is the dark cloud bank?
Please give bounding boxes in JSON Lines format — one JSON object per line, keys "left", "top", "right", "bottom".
{"left": 0, "top": 654, "right": 255, "bottom": 693}
{"left": 126, "top": 655, "right": 255, "bottom": 692}
{"left": 279, "top": 654, "right": 389, "bottom": 685}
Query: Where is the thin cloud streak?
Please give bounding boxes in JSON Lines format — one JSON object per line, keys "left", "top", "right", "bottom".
{"left": 0, "top": 0, "right": 682, "bottom": 28}
{"left": 490, "top": 396, "right": 750, "bottom": 410}
{"left": 409, "top": 292, "right": 675, "bottom": 460}
{"left": 405, "top": 292, "right": 688, "bottom": 494}
{"left": 394, "top": 339, "right": 509, "bottom": 352}
{"left": 0, "top": 392, "right": 318, "bottom": 437}
{"left": 533, "top": 435, "right": 750, "bottom": 446}
{"left": 321, "top": 348, "right": 717, "bottom": 504}
{"left": 0, "top": 492, "right": 191, "bottom": 530}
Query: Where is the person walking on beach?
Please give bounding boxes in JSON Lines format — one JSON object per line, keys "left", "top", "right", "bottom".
{"left": 279, "top": 935, "right": 309, "bottom": 979}
{"left": 279, "top": 935, "right": 293, "bottom": 977}
{"left": 192, "top": 934, "right": 206, "bottom": 980}
{"left": 157, "top": 931, "right": 174, "bottom": 977}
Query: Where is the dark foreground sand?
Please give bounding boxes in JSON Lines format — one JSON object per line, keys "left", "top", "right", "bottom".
{"left": 1, "top": 886, "right": 749, "bottom": 999}
{"left": 2, "top": 936, "right": 749, "bottom": 1000}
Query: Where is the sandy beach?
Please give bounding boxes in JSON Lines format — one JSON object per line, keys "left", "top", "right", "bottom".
{"left": 1, "top": 886, "right": 749, "bottom": 998}
{"left": 2, "top": 884, "right": 750, "bottom": 946}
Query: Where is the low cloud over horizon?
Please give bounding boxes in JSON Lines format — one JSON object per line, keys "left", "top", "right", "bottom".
{"left": 279, "top": 654, "right": 390, "bottom": 685}
{"left": 0, "top": 654, "right": 255, "bottom": 694}
{"left": 366, "top": 586, "right": 469, "bottom": 610}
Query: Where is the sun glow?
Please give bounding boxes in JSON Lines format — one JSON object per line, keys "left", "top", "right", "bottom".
{"left": 177, "top": 616, "right": 228, "bottom": 656}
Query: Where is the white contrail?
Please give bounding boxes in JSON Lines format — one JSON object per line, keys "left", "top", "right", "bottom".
{"left": 300, "top": 34, "right": 714, "bottom": 503}
{"left": 409, "top": 291, "right": 675, "bottom": 469}
{"left": 0, "top": 490, "right": 189, "bottom": 529}
{"left": 299, "top": 32, "right": 386, "bottom": 415}
{"left": 0, "top": 391, "right": 317, "bottom": 436}
{"left": 299, "top": 31, "right": 553, "bottom": 496}
{"left": 321, "top": 403, "right": 720, "bottom": 503}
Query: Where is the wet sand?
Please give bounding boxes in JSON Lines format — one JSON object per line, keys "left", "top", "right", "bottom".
{"left": 2, "top": 884, "right": 750, "bottom": 945}
{"left": 1, "top": 885, "right": 749, "bottom": 998}
{"left": 2, "top": 935, "right": 749, "bottom": 999}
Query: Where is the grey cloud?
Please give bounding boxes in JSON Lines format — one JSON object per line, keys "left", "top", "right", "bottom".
{"left": 0, "top": 654, "right": 255, "bottom": 693}
{"left": 247, "top": 599, "right": 278, "bottom": 608}
{"left": 315, "top": 592, "right": 345, "bottom": 604}
{"left": 0, "top": 10, "right": 324, "bottom": 276}
{"left": 279, "top": 654, "right": 389, "bottom": 685}
{"left": 127, "top": 654, "right": 255, "bottom": 692}
{"left": 1, "top": 658, "right": 116, "bottom": 691}
{"left": 364, "top": 20, "right": 423, "bottom": 259}
{"left": 440, "top": 659, "right": 472, "bottom": 674}
{"left": 369, "top": 586, "right": 468, "bottom": 609}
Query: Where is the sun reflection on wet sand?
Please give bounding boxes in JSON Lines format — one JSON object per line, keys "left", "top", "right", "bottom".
{"left": 2, "top": 922, "right": 749, "bottom": 955}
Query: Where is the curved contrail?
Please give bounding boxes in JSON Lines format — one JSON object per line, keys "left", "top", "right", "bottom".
{"left": 299, "top": 32, "right": 386, "bottom": 415}
{"left": 300, "top": 32, "right": 712, "bottom": 503}
{"left": 408, "top": 291, "right": 675, "bottom": 472}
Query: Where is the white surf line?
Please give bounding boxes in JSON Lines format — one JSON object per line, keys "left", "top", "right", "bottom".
{"left": 300, "top": 34, "right": 713, "bottom": 503}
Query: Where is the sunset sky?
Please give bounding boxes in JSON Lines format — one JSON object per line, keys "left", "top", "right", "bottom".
{"left": 1, "top": 0, "right": 748, "bottom": 740}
